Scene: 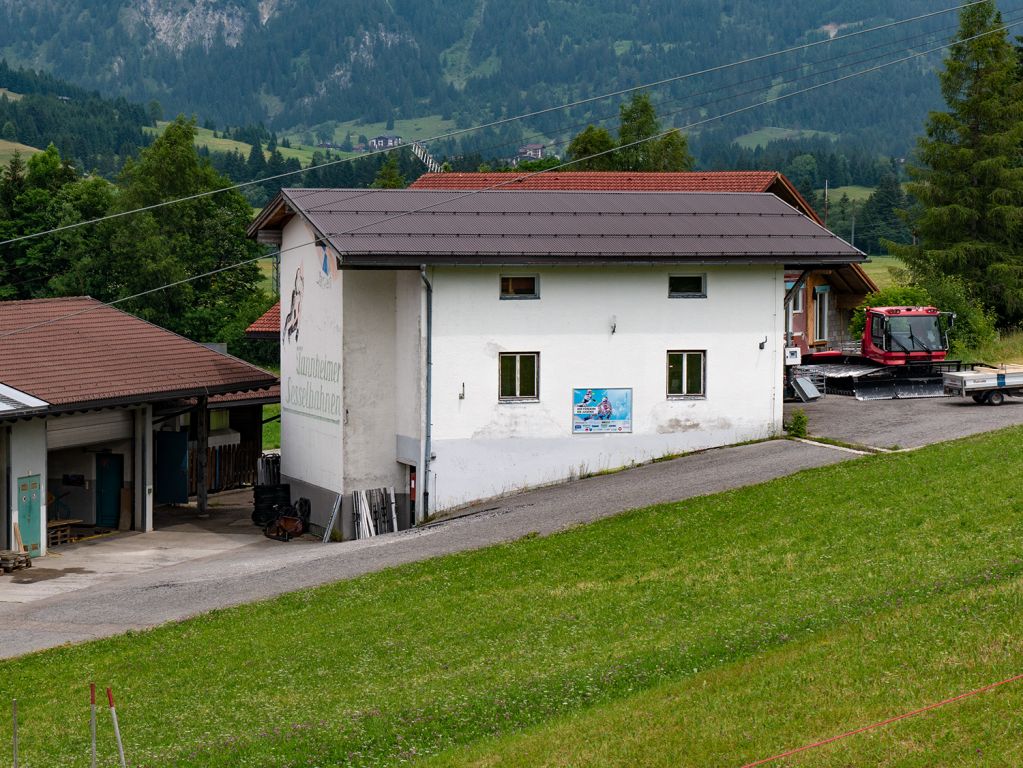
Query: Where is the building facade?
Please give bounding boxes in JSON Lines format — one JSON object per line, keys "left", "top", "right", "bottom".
{"left": 252, "top": 188, "right": 864, "bottom": 537}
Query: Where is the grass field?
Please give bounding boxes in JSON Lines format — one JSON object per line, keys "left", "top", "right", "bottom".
{"left": 257, "top": 257, "right": 275, "bottom": 294}
{"left": 4, "top": 427, "right": 1023, "bottom": 765}
{"left": 823, "top": 184, "right": 875, "bottom": 202}
{"left": 734, "top": 126, "right": 837, "bottom": 150}
{"left": 262, "top": 403, "right": 280, "bottom": 449}
{"left": 0, "top": 86, "right": 22, "bottom": 101}
{"left": 962, "top": 330, "right": 1023, "bottom": 365}
{"left": 860, "top": 254, "right": 904, "bottom": 290}
{"left": 0, "top": 137, "right": 40, "bottom": 163}
{"left": 148, "top": 122, "right": 323, "bottom": 166}
{"left": 294, "top": 114, "right": 461, "bottom": 148}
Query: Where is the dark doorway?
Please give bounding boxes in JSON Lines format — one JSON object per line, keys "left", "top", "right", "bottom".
{"left": 95, "top": 453, "right": 124, "bottom": 528}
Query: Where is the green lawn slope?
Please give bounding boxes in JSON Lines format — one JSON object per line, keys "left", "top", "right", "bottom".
{"left": 0, "top": 137, "right": 40, "bottom": 163}
{"left": 4, "top": 428, "right": 1023, "bottom": 766}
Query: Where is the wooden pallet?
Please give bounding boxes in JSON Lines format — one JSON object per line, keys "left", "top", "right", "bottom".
{"left": 47, "top": 518, "right": 83, "bottom": 548}
{"left": 0, "top": 549, "right": 31, "bottom": 573}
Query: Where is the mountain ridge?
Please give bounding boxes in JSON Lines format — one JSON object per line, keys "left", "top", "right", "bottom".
{"left": 0, "top": 1, "right": 955, "bottom": 154}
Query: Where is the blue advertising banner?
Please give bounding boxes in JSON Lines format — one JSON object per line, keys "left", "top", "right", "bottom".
{"left": 572, "top": 388, "right": 632, "bottom": 433}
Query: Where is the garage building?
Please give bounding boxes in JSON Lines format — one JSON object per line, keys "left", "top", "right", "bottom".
{"left": 0, "top": 297, "right": 278, "bottom": 557}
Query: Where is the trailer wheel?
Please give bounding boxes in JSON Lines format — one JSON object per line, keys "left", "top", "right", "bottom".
{"left": 972, "top": 393, "right": 986, "bottom": 403}
{"left": 987, "top": 391, "right": 1006, "bottom": 406}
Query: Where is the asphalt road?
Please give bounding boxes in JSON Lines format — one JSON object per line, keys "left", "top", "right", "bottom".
{"left": 3, "top": 393, "right": 1020, "bottom": 659}
{"left": 789, "top": 393, "right": 1023, "bottom": 449}
{"left": 0, "top": 438, "right": 849, "bottom": 659}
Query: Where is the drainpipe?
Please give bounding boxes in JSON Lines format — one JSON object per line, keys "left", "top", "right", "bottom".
{"left": 419, "top": 266, "right": 433, "bottom": 523}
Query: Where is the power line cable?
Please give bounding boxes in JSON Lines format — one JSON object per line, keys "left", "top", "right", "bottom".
{"left": 0, "top": 1, "right": 986, "bottom": 248}
{"left": 431, "top": 11, "right": 1005, "bottom": 169}
{"left": 4, "top": 16, "right": 1016, "bottom": 342}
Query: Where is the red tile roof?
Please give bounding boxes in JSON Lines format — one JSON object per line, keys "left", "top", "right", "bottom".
{"left": 0, "top": 297, "right": 278, "bottom": 411}
{"left": 410, "top": 171, "right": 822, "bottom": 224}
{"left": 410, "top": 170, "right": 780, "bottom": 192}
{"left": 245, "top": 302, "right": 279, "bottom": 339}
{"left": 209, "top": 384, "right": 281, "bottom": 406}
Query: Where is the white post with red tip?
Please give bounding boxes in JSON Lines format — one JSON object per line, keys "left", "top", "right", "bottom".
{"left": 106, "top": 688, "right": 127, "bottom": 768}
{"left": 11, "top": 699, "right": 17, "bottom": 768}
{"left": 90, "top": 683, "right": 97, "bottom": 768}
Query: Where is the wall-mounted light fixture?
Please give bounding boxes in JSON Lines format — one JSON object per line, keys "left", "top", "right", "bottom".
{"left": 758, "top": 336, "right": 768, "bottom": 350}
{"left": 610, "top": 315, "right": 617, "bottom": 335}
{"left": 459, "top": 382, "right": 465, "bottom": 400}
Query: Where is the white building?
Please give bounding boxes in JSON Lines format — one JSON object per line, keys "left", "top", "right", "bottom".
{"left": 250, "top": 188, "right": 863, "bottom": 537}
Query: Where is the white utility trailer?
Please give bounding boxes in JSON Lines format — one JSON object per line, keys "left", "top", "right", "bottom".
{"left": 943, "top": 364, "right": 1023, "bottom": 405}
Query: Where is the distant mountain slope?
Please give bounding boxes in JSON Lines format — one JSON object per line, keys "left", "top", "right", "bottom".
{"left": 0, "top": 0, "right": 953, "bottom": 154}
{"left": 0, "top": 60, "right": 150, "bottom": 175}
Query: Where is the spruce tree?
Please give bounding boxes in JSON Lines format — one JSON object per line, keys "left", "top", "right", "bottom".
{"left": 371, "top": 155, "right": 406, "bottom": 188}
{"left": 892, "top": 0, "right": 1023, "bottom": 323}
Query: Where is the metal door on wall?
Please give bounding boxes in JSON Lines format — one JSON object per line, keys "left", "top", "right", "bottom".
{"left": 96, "top": 453, "right": 124, "bottom": 529}
{"left": 155, "top": 431, "right": 188, "bottom": 504}
{"left": 17, "top": 475, "right": 41, "bottom": 557}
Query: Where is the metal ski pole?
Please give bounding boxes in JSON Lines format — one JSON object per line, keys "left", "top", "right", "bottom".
{"left": 106, "top": 688, "right": 127, "bottom": 768}
{"left": 90, "top": 683, "right": 97, "bottom": 768}
{"left": 11, "top": 699, "right": 17, "bottom": 768}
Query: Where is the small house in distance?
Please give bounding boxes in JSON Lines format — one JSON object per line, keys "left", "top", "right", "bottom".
{"left": 368, "top": 135, "right": 403, "bottom": 150}
{"left": 517, "top": 143, "right": 547, "bottom": 160}
{"left": 249, "top": 187, "right": 865, "bottom": 538}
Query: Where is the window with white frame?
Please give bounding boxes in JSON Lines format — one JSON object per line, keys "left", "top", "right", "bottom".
{"left": 667, "top": 351, "right": 706, "bottom": 397}
{"left": 792, "top": 286, "right": 804, "bottom": 313}
{"left": 814, "top": 287, "right": 830, "bottom": 341}
{"left": 499, "top": 352, "right": 539, "bottom": 400}
{"left": 668, "top": 274, "right": 707, "bottom": 298}
{"left": 500, "top": 275, "right": 539, "bottom": 299}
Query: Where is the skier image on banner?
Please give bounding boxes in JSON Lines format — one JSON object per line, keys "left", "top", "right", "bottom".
{"left": 577, "top": 389, "right": 596, "bottom": 419}
{"left": 596, "top": 396, "right": 613, "bottom": 420}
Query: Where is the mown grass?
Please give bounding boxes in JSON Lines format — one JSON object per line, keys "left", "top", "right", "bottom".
{"left": 262, "top": 403, "right": 280, "bottom": 450}
{"left": 0, "top": 137, "right": 40, "bottom": 163}
{"left": 3, "top": 427, "right": 1023, "bottom": 766}
{"left": 425, "top": 578, "right": 1023, "bottom": 767}
{"left": 302, "top": 114, "right": 460, "bottom": 147}
{"left": 861, "top": 254, "right": 904, "bottom": 290}
{"left": 734, "top": 126, "right": 837, "bottom": 149}
{"left": 824, "top": 183, "right": 875, "bottom": 202}
{"left": 148, "top": 122, "right": 320, "bottom": 166}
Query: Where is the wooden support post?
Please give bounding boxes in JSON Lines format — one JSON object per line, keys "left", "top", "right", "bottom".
{"left": 196, "top": 395, "right": 208, "bottom": 516}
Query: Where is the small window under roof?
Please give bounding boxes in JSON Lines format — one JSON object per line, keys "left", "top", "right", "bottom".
{"left": 500, "top": 275, "right": 539, "bottom": 299}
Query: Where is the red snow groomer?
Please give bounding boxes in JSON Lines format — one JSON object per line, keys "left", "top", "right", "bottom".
{"left": 801, "top": 306, "right": 964, "bottom": 400}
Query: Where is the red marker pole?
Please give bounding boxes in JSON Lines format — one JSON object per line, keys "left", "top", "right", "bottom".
{"left": 106, "top": 688, "right": 127, "bottom": 768}
{"left": 90, "top": 683, "right": 97, "bottom": 768}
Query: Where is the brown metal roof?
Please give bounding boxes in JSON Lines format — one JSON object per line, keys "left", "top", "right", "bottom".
{"left": 267, "top": 188, "right": 863, "bottom": 267}
{"left": 0, "top": 298, "right": 278, "bottom": 413}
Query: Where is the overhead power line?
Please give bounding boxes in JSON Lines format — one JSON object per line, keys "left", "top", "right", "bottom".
{"left": 0, "top": 0, "right": 986, "bottom": 249}
{"left": 2, "top": 15, "right": 1017, "bottom": 342}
